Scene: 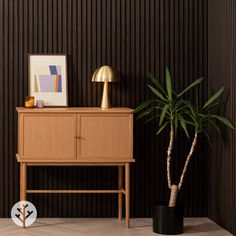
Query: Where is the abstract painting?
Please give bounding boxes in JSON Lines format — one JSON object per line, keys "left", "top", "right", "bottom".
{"left": 34, "top": 65, "right": 62, "bottom": 93}
{"left": 29, "top": 55, "right": 68, "bottom": 106}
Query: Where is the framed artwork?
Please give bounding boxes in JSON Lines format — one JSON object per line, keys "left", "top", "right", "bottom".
{"left": 28, "top": 54, "right": 68, "bottom": 106}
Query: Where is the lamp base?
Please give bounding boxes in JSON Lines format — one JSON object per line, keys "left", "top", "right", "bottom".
{"left": 101, "top": 81, "right": 111, "bottom": 109}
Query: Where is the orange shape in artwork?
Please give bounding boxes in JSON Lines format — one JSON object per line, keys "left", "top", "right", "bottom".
{"left": 34, "top": 76, "right": 39, "bottom": 92}
{"left": 55, "top": 75, "right": 58, "bottom": 92}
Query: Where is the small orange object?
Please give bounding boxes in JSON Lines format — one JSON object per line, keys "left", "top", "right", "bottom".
{"left": 24, "top": 96, "right": 34, "bottom": 108}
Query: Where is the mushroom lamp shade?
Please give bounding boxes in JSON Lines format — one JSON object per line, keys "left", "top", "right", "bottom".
{"left": 92, "top": 65, "right": 119, "bottom": 109}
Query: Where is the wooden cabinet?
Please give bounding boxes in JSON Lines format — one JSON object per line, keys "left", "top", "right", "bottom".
{"left": 17, "top": 108, "right": 133, "bottom": 163}
{"left": 16, "top": 107, "right": 134, "bottom": 228}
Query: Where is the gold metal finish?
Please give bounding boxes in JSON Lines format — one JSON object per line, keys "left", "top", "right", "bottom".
{"left": 92, "top": 65, "right": 119, "bottom": 82}
{"left": 92, "top": 65, "right": 119, "bottom": 109}
{"left": 24, "top": 96, "right": 34, "bottom": 108}
{"left": 101, "top": 81, "right": 111, "bottom": 109}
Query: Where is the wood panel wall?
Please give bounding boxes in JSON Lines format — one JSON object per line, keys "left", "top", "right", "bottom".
{"left": 208, "top": 0, "right": 236, "bottom": 234}
{"left": 0, "top": 0, "right": 208, "bottom": 217}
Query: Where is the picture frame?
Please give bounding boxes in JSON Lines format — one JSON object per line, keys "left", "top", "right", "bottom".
{"left": 28, "top": 54, "right": 68, "bottom": 107}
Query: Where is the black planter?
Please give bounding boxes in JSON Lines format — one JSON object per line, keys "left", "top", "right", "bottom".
{"left": 153, "top": 202, "right": 184, "bottom": 235}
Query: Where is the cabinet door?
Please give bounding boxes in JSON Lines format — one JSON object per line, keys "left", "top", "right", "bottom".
{"left": 77, "top": 114, "right": 133, "bottom": 160}
{"left": 20, "top": 114, "right": 76, "bottom": 160}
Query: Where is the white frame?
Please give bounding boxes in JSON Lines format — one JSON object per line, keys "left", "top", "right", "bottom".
{"left": 28, "top": 54, "right": 68, "bottom": 107}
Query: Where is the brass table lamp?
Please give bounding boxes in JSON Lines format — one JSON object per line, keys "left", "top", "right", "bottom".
{"left": 92, "top": 65, "right": 119, "bottom": 109}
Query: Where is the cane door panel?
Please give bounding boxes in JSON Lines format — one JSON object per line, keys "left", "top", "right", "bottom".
{"left": 20, "top": 114, "right": 76, "bottom": 160}
{"left": 77, "top": 114, "right": 132, "bottom": 160}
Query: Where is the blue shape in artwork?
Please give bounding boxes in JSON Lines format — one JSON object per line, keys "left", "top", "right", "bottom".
{"left": 49, "top": 65, "right": 57, "bottom": 75}
{"left": 56, "top": 66, "right": 61, "bottom": 74}
{"left": 58, "top": 75, "right": 62, "bottom": 92}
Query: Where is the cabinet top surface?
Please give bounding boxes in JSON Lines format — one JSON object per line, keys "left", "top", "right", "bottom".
{"left": 16, "top": 107, "right": 133, "bottom": 114}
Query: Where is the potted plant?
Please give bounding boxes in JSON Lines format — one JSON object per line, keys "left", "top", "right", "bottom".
{"left": 134, "top": 68, "right": 234, "bottom": 235}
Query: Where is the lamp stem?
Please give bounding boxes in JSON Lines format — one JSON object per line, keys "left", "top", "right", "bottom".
{"left": 101, "top": 81, "right": 111, "bottom": 109}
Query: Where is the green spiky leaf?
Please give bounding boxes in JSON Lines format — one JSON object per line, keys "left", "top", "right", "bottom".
{"left": 177, "top": 78, "right": 204, "bottom": 97}
{"left": 148, "top": 84, "right": 167, "bottom": 101}
{"left": 203, "top": 87, "right": 224, "bottom": 110}
{"left": 134, "top": 100, "right": 154, "bottom": 113}
{"left": 156, "top": 122, "right": 168, "bottom": 136}
{"left": 159, "top": 104, "right": 169, "bottom": 126}
{"left": 185, "top": 101, "right": 200, "bottom": 128}
{"left": 145, "top": 115, "right": 160, "bottom": 124}
{"left": 208, "top": 119, "right": 222, "bottom": 135}
{"left": 137, "top": 107, "right": 155, "bottom": 120}
{"left": 179, "top": 115, "right": 189, "bottom": 138}
{"left": 202, "top": 130, "right": 212, "bottom": 147}
{"left": 185, "top": 120, "right": 196, "bottom": 126}
{"left": 165, "top": 68, "right": 172, "bottom": 101}
{"left": 211, "top": 115, "right": 234, "bottom": 129}
{"left": 205, "top": 101, "right": 222, "bottom": 110}
{"left": 174, "top": 116, "right": 178, "bottom": 137}
{"left": 148, "top": 73, "right": 166, "bottom": 96}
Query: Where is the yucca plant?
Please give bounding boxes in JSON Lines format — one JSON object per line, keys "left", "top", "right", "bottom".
{"left": 134, "top": 68, "right": 234, "bottom": 207}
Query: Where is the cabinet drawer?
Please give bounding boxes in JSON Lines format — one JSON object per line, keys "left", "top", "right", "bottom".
{"left": 19, "top": 114, "right": 76, "bottom": 160}
{"left": 77, "top": 114, "right": 133, "bottom": 160}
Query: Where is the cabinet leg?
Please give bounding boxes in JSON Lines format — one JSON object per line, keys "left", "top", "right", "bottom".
{"left": 20, "top": 162, "right": 27, "bottom": 201}
{"left": 20, "top": 162, "right": 27, "bottom": 228}
{"left": 125, "top": 163, "right": 130, "bottom": 228}
{"left": 118, "top": 166, "right": 123, "bottom": 221}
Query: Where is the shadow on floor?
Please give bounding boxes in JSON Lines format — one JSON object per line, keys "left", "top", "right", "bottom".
{"left": 184, "top": 222, "right": 222, "bottom": 234}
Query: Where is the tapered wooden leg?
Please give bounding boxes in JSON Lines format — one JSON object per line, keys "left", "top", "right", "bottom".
{"left": 125, "top": 163, "right": 130, "bottom": 228}
{"left": 20, "top": 162, "right": 27, "bottom": 201}
{"left": 118, "top": 166, "right": 123, "bottom": 221}
{"left": 20, "top": 162, "right": 27, "bottom": 228}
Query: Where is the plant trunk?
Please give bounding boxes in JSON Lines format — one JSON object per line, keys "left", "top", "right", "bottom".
{"left": 178, "top": 133, "right": 198, "bottom": 190}
{"left": 168, "top": 184, "right": 178, "bottom": 207}
{"left": 167, "top": 126, "right": 174, "bottom": 189}
{"left": 168, "top": 133, "right": 198, "bottom": 207}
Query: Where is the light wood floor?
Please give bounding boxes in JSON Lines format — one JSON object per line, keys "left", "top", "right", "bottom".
{"left": 0, "top": 218, "right": 232, "bottom": 236}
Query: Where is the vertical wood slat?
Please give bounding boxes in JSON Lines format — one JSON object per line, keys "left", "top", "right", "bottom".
{"left": 3, "top": 0, "right": 9, "bottom": 215}
{"left": 0, "top": 0, "right": 4, "bottom": 213}
{"left": 0, "top": 0, "right": 207, "bottom": 218}
{"left": 8, "top": 0, "right": 14, "bottom": 212}
{"left": 13, "top": 0, "right": 19, "bottom": 211}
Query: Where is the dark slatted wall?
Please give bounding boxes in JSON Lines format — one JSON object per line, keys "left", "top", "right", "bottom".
{"left": 0, "top": 0, "right": 208, "bottom": 217}
{"left": 208, "top": 0, "right": 236, "bottom": 234}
